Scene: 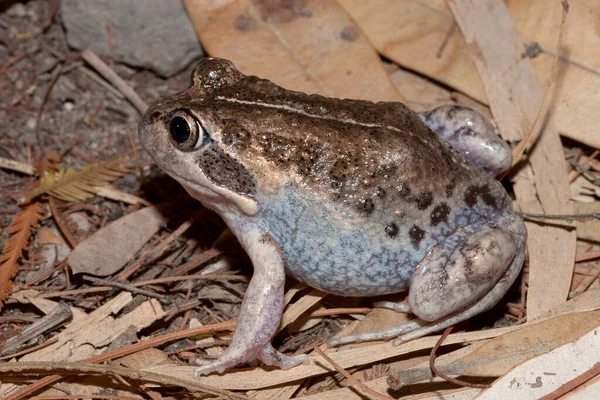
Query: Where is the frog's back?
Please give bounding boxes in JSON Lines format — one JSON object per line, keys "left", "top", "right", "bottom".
{"left": 210, "top": 77, "right": 512, "bottom": 296}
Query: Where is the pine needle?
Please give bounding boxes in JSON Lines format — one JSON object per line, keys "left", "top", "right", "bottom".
{"left": 18, "top": 157, "right": 130, "bottom": 204}
{"left": 0, "top": 202, "right": 45, "bottom": 308}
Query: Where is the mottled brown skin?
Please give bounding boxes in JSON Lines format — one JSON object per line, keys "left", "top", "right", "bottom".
{"left": 171, "top": 61, "right": 509, "bottom": 224}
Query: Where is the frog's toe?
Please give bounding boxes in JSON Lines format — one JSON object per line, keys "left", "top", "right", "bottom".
{"left": 327, "top": 319, "right": 423, "bottom": 347}
{"left": 260, "top": 343, "right": 310, "bottom": 369}
{"left": 193, "top": 360, "right": 229, "bottom": 377}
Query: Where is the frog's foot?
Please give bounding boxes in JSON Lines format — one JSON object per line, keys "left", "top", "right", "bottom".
{"left": 260, "top": 343, "right": 310, "bottom": 369}
{"left": 329, "top": 214, "right": 526, "bottom": 348}
{"left": 193, "top": 343, "right": 309, "bottom": 377}
{"left": 419, "top": 105, "right": 512, "bottom": 176}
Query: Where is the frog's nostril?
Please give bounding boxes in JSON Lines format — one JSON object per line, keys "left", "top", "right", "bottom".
{"left": 170, "top": 116, "right": 191, "bottom": 144}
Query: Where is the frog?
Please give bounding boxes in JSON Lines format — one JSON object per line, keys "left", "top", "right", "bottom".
{"left": 138, "top": 58, "right": 527, "bottom": 377}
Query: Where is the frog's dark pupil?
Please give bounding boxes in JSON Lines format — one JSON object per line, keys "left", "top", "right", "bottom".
{"left": 170, "top": 116, "right": 191, "bottom": 144}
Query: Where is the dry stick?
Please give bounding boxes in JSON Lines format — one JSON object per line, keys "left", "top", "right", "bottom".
{"left": 538, "top": 362, "right": 600, "bottom": 400}
{"left": 82, "top": 276, "right": 167, "bottom": 301}
{"left": 0, "top": 52, "right": 26, "bottom": 76}
{"left": 133, "top": 272, "right": 249, "bottom": 286}
{"left": 80, "top": 50, "right": 148, "bottom": 113}
{"left": 0, "top": 362, "right": 247, "bottom": 400}
{"left": 48, "top": 197, "right": 78, "bottom": 248}
{"left": 0, "top": 157, "right": 35, "bottom": 175}
{"left": 0, "top": 337, "right": 58, "bottom": 362}
{"left": 429, "top": 326, "right": 490, "bottom": 389}
{"left": 313, "top": 346, "right": 394, "bottom": 400}
{"left": 36, "top": 273, "right": 249, "bottom": 299}
{"left": 309, "top": 307, "right": 371, "bottom": 317}
{"left": 575, "top": 252, "right": 600, "bottom": 263}
{"left": 507, "top": 0, "right": 569, "bottom": 170}
{"left": 518, "top": 212, "right": 600, "bottom": 222}
{"left": 14, "top": 259, "right": 67, "bottom": 291}
{"left": 4, "top": 320, "right": 236, "bottom": 400}
{"left": 569, "top": 149, "right": 599, "bottom": 183}
{"left": 164, "top": 247, "right": 222, "bottom": 277}
{"left": 1, "top": 303, "right": 72, "bottom": 356}
{"left": 37, "top": 286, "right": 111, "bottom": 298}
{"left": 31, "top": 396, "right": 140, "bottom": 400}
{"left": 117, "top": 215, "right": 197, "bottom": 281}
{"left": 34, "top": 63, "right": 64, "bottom": 153}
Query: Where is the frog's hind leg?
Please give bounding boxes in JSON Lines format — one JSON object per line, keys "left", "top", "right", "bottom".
{"left": 328, "top": 214, "right": 526, "bottom": 347}
{"left": 419, "top": 105, "right": 512, "bottom": 176}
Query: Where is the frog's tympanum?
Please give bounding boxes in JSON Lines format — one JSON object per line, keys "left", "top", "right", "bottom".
{"left": 139, "top": 58, "right": 527, "bottom": 377}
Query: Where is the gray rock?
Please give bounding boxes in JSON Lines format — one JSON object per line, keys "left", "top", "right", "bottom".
{"left": 61, "top": 0, "right": 204, "bottom": 77}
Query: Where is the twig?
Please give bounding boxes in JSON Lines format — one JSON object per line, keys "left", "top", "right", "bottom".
{"left": 117, "top": 215, "right": 197, "bottom": 281}
{"left": 429, "top": 326, "right": 490, "bottom": 389}
{"left": 569, "top": 149, "right": 599, "bottom": 183}
{"left": 0, "top": 157, "right": 35, "bottom": 175}
{"left": 163, "top": 248, "right": 222, "bottom": 277}
{"left": 35, "top": 63, "right": 64, "bottom": 153}
{"left": 4, "top": 320, "right": 236, "bottom": 400}
{"left": 0, "top": 52, "right": 26, "bottom": 76}
{"left": 134, "top": 273, "right": 249, "bottom": 286}
{"left": 518, "top": 211, "right": 600, "bottom": 222}
{"left": 575, "top": 252, "right": 600, "bottom": 263}
{"left": 0, "top": 361, "right": 247, "bottom": 400}
{"left": 1, "top": 303, "right": 72, "bottom": 356}
{"left": 313, "top": 346, "right": 394, "bottom": 400}
{"left": 0, "top": 337, "right": 58, "bottom": 361}
{"left": 48, "top": 197, "right": 78, "bottom": 248}
{"left": 82, "top": 275, "right": 167, "bottom": 300}
{"left": 31, "top": 395, "right": 140, "bottom": 400}
{"left": 80, "top": 50, "right": 148, "bottom": 113}
{"left": 13, "top": 258, "right": 68, "bottom": 291}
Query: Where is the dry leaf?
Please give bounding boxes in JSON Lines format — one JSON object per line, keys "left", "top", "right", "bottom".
{"left": 184, "top": 0, "right": 404, "bottom": 102}
{"left": 36, "top": 226, "right": 63, "bottom": 245}
{"left": 117, "top": 348, "right": 175, "bottom": 370}
{"left": 18, "top": 157, "right": 130, "bottom": 204}
{"left": 68, "top": 204, "right": 170, "bottom": 276}
{"left": 458, "top": 310, "right": 600, "bottom": 377}
{"left": 478, "top": 325, "right": 600, "bottom": 399}
{"left": 0, "top": 202, "right": 44, "bottom": 309}
{"left": 339, "top": 0, "right": 600, "bottom": 149}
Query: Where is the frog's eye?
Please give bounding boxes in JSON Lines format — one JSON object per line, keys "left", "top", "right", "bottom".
{"left": 168, "top": 111, "right": 208, "bottom": 151}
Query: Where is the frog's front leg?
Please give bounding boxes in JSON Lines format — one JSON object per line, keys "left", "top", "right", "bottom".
{"left": 419, "top": 105, "right": 512, "bottom": 176}
{"left": 329, "top": 214, "right": 526, "bottom": 347}
{"left": 194, "top": 232, "right": 308, "bottom": 377}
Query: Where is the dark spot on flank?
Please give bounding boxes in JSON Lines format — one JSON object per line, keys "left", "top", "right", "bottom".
{"left": 409, "top": 225, "right": 426, "bottom": 249}
{"left": 356, "top": 197, "right": 375, "bottom": 215}
{"left": 446, "top": 105, "right": 460, "bottom": 119}
{"left": 375, "top": 186, "right": 386, "bottom": 198}
{"left": 396, "top": 184, "right": 410, "bottom": 197}
{"left": 457, "top": 125, "right": 477, "bottom": 137}
{"left": 385, "top": 222, "right": 398, "bottom": 238}
{"left": 464, "top": 184, "right": 497, "bottom": 208}
{"left": 413, "top": 191, "right": 433, "bottom": 210}
{"left": 445, "top": 182, "right": 455, "bottom": 197}
{"left": 234, "top": 15, "right": 258, "bottom": 31}
{"left": 430, "top": 203, "right": 451, "bottom": 226}
{"left": 340, "top": 26, "right": 357, "bottom": 41}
